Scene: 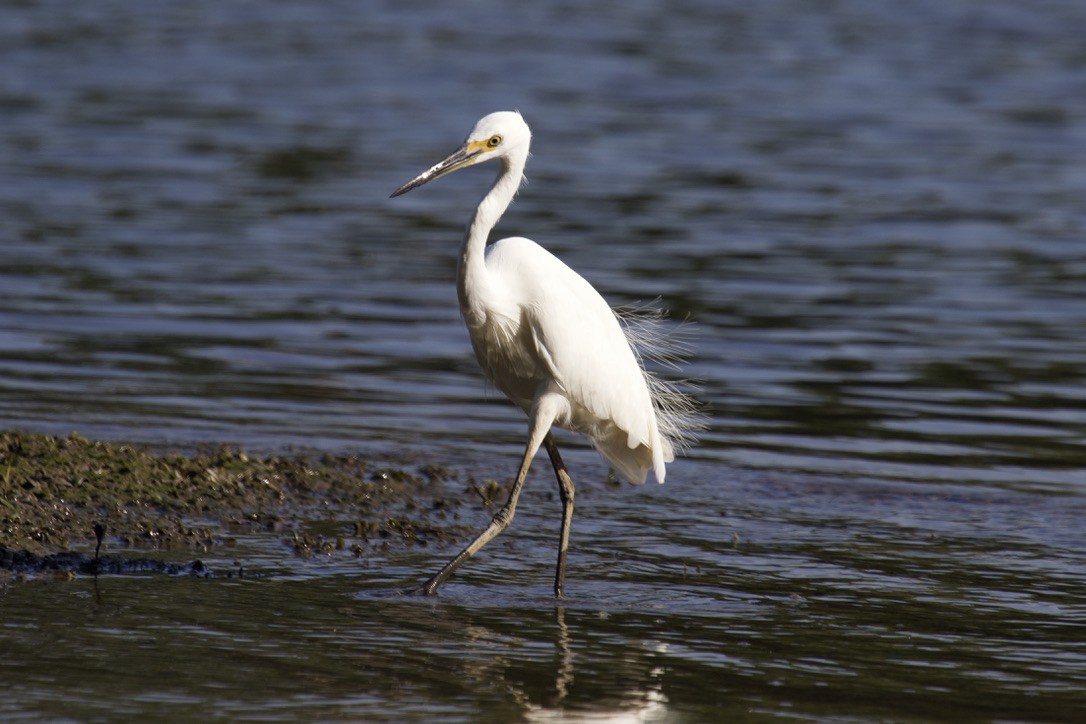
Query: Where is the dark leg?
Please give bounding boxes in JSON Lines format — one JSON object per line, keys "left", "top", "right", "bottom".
{"left": 544, "top": 434, "right": 575, "bottom": 598}
{"left": 411, "top": 438, "right": 537, "bottom": 595}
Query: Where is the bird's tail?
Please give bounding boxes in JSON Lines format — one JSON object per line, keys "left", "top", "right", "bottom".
{"left": 612, "top": 303, "right": 704, "bottom": 483}
{"left": 590, "top": 422, "right": 659, "bottom": 485}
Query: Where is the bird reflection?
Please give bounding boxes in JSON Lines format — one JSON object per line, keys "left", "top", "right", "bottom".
{"left": 511, "top": 605, "right": 670, "bottom": 722}
{"left": 375, "top": 595, "right": 670, "bottom": 718}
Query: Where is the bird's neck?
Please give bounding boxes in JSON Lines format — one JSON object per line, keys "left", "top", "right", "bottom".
{"left": 457, "top": 154, "right": 525, "bottom": 325}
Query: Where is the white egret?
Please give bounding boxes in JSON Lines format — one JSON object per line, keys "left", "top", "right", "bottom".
{"left": 391, "top": 111, "right": 697, "bottom": 597}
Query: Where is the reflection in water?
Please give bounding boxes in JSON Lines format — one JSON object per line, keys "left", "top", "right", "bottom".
{"left": 520, "top": 606, "right": 670, "bottom": 723}
{"left": 554, "top": 605, "right": 574, "bottom": 703}
{"left": 388, "top": 598, "right": 673, "bottom": 722}
{"left": 517, "top": 606, "right": 669, "bottom": 722}
{"left": 0, "top": 523, "right": 1083, "bottom": 721}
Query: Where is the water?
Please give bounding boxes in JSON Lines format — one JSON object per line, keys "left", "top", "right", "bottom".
{"left": 2, "top": 0, "right": 1085, "bottom": 719}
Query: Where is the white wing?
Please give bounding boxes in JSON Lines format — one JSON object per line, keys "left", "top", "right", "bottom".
{"left": 484, "top": 237, "right": 669, "bottom": 483}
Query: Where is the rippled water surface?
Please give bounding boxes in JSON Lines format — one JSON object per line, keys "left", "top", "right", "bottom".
{"left": 2, "top": 0, "right": 1085, "bottom": 720}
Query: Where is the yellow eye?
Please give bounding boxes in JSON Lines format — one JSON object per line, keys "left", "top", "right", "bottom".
{"left": 486, "top": 135, "right": 502, "bottom": 148}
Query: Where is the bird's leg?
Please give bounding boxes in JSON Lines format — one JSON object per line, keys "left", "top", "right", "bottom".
{"left": 412, "top": 436, "right": 538, "bottom": 595}
{"left": 543, "top": 434, "right": 575, "bottom": 599}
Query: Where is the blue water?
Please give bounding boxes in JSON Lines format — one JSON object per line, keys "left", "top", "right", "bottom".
{"left": 1, "top": 0, "right": 1085, "bottom": 720}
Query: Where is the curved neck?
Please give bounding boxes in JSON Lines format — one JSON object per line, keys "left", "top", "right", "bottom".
{"left": 457, "top": 152, "right": 526, "bottom": 324}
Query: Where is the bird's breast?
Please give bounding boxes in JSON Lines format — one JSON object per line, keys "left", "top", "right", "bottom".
{"left": 465, "top": 309, "right": 546, "bottom": 414}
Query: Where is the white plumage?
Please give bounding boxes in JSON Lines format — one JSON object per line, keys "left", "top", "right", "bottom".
{"left": 391, "top": 111, "right": 697, "bottom": 596}
{"left": 473, "top": 235, "right": 672, "bottom": 484}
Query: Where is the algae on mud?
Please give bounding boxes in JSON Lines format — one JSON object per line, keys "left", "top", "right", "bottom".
{"left": 0, "top": 430, "right": 469, "bottom": 571}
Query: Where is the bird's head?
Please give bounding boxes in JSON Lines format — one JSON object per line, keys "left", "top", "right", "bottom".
{"left": 391, "top": 111, "right": 531, "bottom": 197}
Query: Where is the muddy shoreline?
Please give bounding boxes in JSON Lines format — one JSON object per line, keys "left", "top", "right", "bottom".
{"left": 0, "top": 430, "right": 480, "bottom": 579}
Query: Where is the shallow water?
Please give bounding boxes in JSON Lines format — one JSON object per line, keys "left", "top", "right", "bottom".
{"left": 2, "top": 482, "right": 1084, "bottom": 721}
{"left": 2, "top": 0, "right": 1085, "bottom": 719}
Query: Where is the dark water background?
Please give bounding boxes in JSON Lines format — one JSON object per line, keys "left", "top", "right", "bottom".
{"left": 2, "top": 0, "right": 1085, "bottom": 720}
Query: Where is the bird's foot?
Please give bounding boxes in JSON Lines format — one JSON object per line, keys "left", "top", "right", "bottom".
{"left": 403, "top": 578, "right": 440, "bottom": 596}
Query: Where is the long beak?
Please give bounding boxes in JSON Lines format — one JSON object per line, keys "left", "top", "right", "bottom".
{"left": 390, "top": 144, "right": 483, "bottom": 197}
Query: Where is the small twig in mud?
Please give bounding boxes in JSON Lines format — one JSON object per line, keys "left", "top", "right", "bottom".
{"left": 92, "top": 523, "right": 106, "bottom": 575}
{"left": 470, "top": 484, "right": 492, "bottom": 508}
{"left": 469, "top": 479, "right": 504, "bottom": 509}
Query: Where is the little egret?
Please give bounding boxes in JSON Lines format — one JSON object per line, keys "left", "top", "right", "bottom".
{"left": 391, "top": 111, "right": 697, "bottom": 597}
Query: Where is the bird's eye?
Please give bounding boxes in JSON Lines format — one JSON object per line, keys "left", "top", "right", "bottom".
{"left": 487, "top": 135, "right": 502, "bottom": 148}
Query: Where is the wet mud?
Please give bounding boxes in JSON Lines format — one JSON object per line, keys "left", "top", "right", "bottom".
{"left": 0, "top": 546, "right": 213, "bottom": 580}
{"left": 0, "top": 430, "right": 472, "bottom": 580}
